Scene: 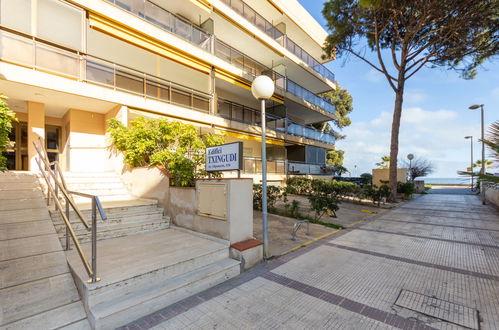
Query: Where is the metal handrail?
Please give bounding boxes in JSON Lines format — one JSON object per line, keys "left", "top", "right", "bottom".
{"left": 33, "top": 138, "right": 106, "bottom": 283}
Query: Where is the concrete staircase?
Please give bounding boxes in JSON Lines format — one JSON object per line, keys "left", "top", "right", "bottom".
{"left": 0, "top": 172, "right": 90, "bottom": 329}
{"left": 49, "top": 172, "right": 170, "bottom": 244}
{"left": 67, "top": 229, "right": 240, "bottom": 329}
{"left": 49, "top": 172, "right": 240, "bottom": 329}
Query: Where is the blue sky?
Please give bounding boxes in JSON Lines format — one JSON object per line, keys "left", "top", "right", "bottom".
{"left": 298, "top": 1, "right": 498, "bottom": 177}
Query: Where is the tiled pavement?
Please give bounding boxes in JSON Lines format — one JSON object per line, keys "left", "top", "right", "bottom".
{"left": 121, "top": 192, "right": 499, "bottom": 330}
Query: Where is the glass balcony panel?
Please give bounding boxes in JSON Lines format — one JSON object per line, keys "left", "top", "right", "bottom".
{"left": 174, "top": 18, "right": 191, "bottom": 41}
{"left": 35, "top": 43, "right": 79, "bottom": 77}
{"left": 267, "top": 161, "right": 276, "bottom": 173}
{"left": 215, "top": 40, "right": 231, "bottom": 63}
{"left": 86, "top": 59, "right": 114, "bottom": 86}
{"left": 144, "top": 1, "right": 173, "bottom": 31}
{"left": 145, "top": 80, "right": 169, "bottom": 101}
{"left": 116, "top": 68, "right": 144, "bottom": 94}
{"left": 232, "top": 104, "right": 244, "bottom": 122}
{"left": 231, "top": 0, "right": 244, "bottom": 15}
{"left": 243, "top": 108, "right": 254, "bottom": 124}
{"left": 244, "top": 158, "right": 255, "bottom": 174}
{"left": 231, "top": 49, "right": 245, "bottom": 70}
{"left": 218, "top": 101, "right": 231, "bottom": 119}
{"left": 193, "top": 95, "right": 209, "bottom": 112}
{"left": 243, "top": 6, "right": 256, "bottom": 24}
{"left": 0, "top": 31, "right": 34, "bottom": 66}
{"left": 171, "top": 89, "right": 191, "bottom": 107}
{"left": 255, "top": 160, "right": 262, "bottom": 173}
{"left": 255, "top": 15, "right": 266, "bottom": 31}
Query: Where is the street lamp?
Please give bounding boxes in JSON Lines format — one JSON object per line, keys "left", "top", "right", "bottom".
{"left": 468, "top": 104, "right": 485, "bottom": 204}
{"left": 251, "top": 75, "right": 275, "bottom": 259}
{"left": 407, "top": 153, "right": 414, "bottom": 182}
{"left": 464, "top": 136, "right": 473, "bottom": 191}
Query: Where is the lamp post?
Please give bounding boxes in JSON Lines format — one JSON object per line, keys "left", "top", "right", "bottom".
{"left": 464, "top": 136, "right": 474, "bottom": 191}
{"left": 468, "top": 104, "right": 485, "bottom": 204}
{"left": 251, "top": 75, "right": 275, "bottom": 259}
{"left": 407, "top": 153, "right": 414, "bottom": 182}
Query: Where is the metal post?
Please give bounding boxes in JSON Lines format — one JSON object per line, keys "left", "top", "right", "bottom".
{"left": 470, "top": 137, "right": 474, "bottom": 191}
{"left": 91, "top": 197, "right": 98, "bottom": 283}
{"left": 261, "top": 99, "right": 269, "bottom": 259}
{"left": 65, "top": 196, "right": 70, "bottom": 250}
{"left": 480, "top": 105, "right": 486, "bottom": 205}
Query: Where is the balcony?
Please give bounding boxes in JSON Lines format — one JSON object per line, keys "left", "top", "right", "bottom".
{"left": 0, "top": 29, "right": 211, "bottom": 112}
{"left": 0, "top": 29, "right": 335, "bottom": 146}
{"left": 288, "top": 161, "right": 327, "bottom": 175}
{"left": 101, "top": 0, "right": 334, "bottom": 115}
{"left": 104, "top": 0, "right": 213, "bottom": 52}
{"left": 220, "top": 0, "right": 335, "bottom": 82}
{"left": 218, "top": 99, "right": 336, "bottom": 145}
{"left": 243, "top": 157, "right": 286, "bottom": 175}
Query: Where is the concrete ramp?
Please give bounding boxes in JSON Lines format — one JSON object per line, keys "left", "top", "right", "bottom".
{"left": 0, "top": 172, "right": 90, "bottom": 329}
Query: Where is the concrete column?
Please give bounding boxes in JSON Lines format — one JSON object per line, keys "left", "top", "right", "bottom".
{"left": 27, "top": 101, "right": 45, "bottom": 171}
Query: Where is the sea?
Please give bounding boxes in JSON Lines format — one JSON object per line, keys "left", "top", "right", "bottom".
{"left": 422, "top": 177, "right": 469, "bottom": 185}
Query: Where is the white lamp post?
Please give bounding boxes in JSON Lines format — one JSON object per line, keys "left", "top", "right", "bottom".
{"left": 464, "top": 136, "right": 474, "bottom": 190}
{"left": 407, "top": 153, "right": 414, "bottom": 182}
{"left": 251, "top": 75, "right": 274, "bottom": 259}
{"left": 468, "top": 104, "right": 485, "bottom": 204}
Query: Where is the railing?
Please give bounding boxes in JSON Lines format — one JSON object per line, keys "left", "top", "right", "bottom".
{"left": 243, "top": 157, "right": 286, "bottom": 174}
{"left": 218, "top": 98, "right": 336, "bottom": 145}
{"left": 287, "top": 80, "right": 335, "bottom": 114}
{"left": 105, "top": 0, "right": 213, "bottom": 52}
{"left": 0, "top": 29, "right": 212, "bottom": 113}
{"left": 33, "top": 138, "right": 107, "bottom": 283}
{"left": 220, "top": 0, "right": 335, "bottom": 82}
{"left": 288, "top": 161, "right": 327, "bottom": 175}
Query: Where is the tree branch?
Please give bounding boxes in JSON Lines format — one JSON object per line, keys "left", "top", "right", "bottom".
{"left": 404, "top": 57, "right": 432, "bottom": 80}
{"left": 374, "top": 20, "right": 398, "bottom": 92}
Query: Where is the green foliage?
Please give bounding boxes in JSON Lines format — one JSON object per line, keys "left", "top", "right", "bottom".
{"left": 0, "top": 94, "right": 17, "bottom": 171}
{"left": 285, "top": 177, "right": 314, "bottom": 195}
{"left": 376, "top": 156, "right": 390, "bottom": 169}
{"left": 107, "top": 117, "right": 224, "bottom": 187}
{"left": 326, "top": 149, "right": 344, "bottom": 166}
{"left": 252, "top": 184, "right": 287, "bottom": 212}
{"left": 283, "top": 199, "right": 302, "bottom": 219}
{"left": 397, "top": 182, "right": 415, "bottom": 198}
{"left": 360, "top": 173, "right": 373, "bottom": 185}
{"left": 308, "top": 179, "right": 342, "bottom": 220}
{"left": 319, "top": 84, "right": 353, "bottom": 130}
{"left": 362, "top": 184, "right": 390, "bottom": 206}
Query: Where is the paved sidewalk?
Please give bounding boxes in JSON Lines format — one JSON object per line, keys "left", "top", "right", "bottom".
{"left": 121, "top": 192, "right": 499, "bottom": 330}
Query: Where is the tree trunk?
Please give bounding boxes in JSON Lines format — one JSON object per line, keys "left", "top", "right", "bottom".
{"left": 388, "top": 82, "right": 405, "bottom": 201}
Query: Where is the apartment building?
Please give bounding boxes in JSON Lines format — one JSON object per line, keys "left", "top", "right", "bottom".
{"left": 0, "top": 0, "right": 337, "bottom": 180}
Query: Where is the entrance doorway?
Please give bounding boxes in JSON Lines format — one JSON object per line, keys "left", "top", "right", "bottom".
{"left": 3, "top": 123, "right": 61, "bottom": 170}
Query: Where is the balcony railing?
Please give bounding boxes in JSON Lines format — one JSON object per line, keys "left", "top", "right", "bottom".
{"left": 105, "top": 0, "right": 213, "bottom": 52}
{"left": 220, "top": 0, "right": 335, "bottom": 82}
{"left": 218, "top": 98, "right": 336, "bottom": 145}
{"left": 0, "top": 29, "right": 211, "bottom": 112}
{"left": 288, "top": 161, "right": 326, "bottom": 175}
{"left": 243, "top": 157, "right": 286, "bottom": 174}
{"left": 0, "top": 29, "right": 335, "bottom": 145}
{"left": 103, "top": 0, "right": 333, "bottom": 114}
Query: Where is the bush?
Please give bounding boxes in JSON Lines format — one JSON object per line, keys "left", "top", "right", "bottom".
{"left": 362, "top": 184, "right": 391, "bottom": 206}
{"left": 0, "top": 94, "right": 16, "bottom": 171}
{"left": 107, "top": 117, "right": 224, "bottom": 187}
{"left": 283, "top": 199, "right": 302, "bottom": 218}
{"left": 308, "top": 180, "right": 340, "bottom": 219}
{"left": 253, "top": 184, "right": 286, "bottom": 212}
{"left": 285, "top": 177, "right": 313, "bottom": 195}
{"left": 397, "top": 182, "right": 415, "bottom": 198}
{"left": 360, "top": 173, "right": 373, "bottom": 185}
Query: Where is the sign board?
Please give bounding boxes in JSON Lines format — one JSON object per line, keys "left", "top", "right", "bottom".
{"left": 206, "top": 142, "right": 243, "bottom": 172}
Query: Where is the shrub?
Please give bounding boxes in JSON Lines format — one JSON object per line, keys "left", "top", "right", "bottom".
{"left": 107, "top": 117, "right": 224, "bottom": 187}
{"left": 0, "top": 94, "right": 16, "bottom": 171}
{"left": 285, "top": 177, "right": 313, "bottom": 195}
{"left": 308, "top": 180, "right": 340, "bottom": 219}
{"left": 397, "top": 182, "right": 415, "bottom": 198}
{"left": 253, "top": 184, "right": 286, "bottom": 212}
{"left": 283, "top": 199, "right": 302, "bottom": 218}
{"left": 360, "top": 173, "right": 372, "bottom": 185}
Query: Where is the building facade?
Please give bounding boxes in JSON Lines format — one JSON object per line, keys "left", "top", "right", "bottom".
{"left": 0, "top": 0, "right": 337, "bottom": 181}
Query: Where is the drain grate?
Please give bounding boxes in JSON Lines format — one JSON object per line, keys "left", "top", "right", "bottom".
{"left": 395, "top": 290, "right": 479, "bottom": 329}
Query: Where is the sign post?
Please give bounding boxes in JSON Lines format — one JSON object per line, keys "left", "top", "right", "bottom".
{"left": 206, "top": 142, "right": 243, "bottom": 174}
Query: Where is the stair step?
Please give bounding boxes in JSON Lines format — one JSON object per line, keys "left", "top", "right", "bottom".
{"left": 1, "top": 301, "right": 89, "bottom": 330}
{"left": 0, "top": 181, "right": 39, "bottom": 190}
{"left": 51, "top": 209, "right": 165, "bottom": 224}
{"left": 66, "top": 182, "right": 126, "bottom": 190}
{"left": 0, "top": 273, "right": 81, "bottom": 326}
{"left": 0, "top": 234, "right": 62, "bottom": 262}
{"left": 91, "top": 258, "right": 240, "bottom": 329}
{"left": 1, "top": 251, "right": 69, "bottom": 288}
{"left": 0, "top": 220, "right": 57, "bottom": 240}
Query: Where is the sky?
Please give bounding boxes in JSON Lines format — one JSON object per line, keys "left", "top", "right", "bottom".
{"left": 298, "top": 1, "right": 498, "bottom": 178}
